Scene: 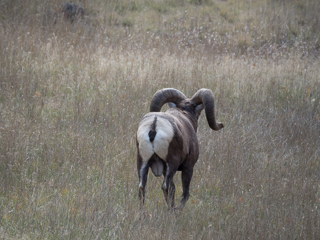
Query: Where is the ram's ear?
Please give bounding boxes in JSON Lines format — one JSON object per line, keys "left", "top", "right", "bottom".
{"left": 168, "top": 102, "right": 176, "bottom": 108}
{"left": 195, "top": 104, "right": 204, "bottom": 114}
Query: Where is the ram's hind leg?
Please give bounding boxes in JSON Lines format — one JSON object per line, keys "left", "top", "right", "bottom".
{"left": 138, "top": 159, "right": 149, "bottom": 211}
{"left": 161, "top": 163, "right": 176, "bottom": 211}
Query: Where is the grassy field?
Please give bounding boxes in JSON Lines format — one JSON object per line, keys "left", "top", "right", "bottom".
{"left": 0, "top": 0, "right": 319, "bottom": 239}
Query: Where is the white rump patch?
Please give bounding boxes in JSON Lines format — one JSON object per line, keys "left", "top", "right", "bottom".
{"left": 137, "top": 121, "right": 154, "bottom": 162}
{"left": 152, "top": 117, "right": 174, "bottom": 160}
{"left": 137, "top": 115, "right": 174, "bottom": 163}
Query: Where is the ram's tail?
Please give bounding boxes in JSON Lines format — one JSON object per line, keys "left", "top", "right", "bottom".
{"left": 148, "top": 116, "right": 157, "bottom": 142}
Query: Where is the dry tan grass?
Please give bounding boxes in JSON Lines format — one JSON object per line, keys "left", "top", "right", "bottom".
{"left": 0, "top": 0, "right": 320, "bottom": 239}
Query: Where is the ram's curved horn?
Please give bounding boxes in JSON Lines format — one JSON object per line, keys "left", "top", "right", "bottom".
{"left": 150, "top": 88, "right": 187, "bottom": 112}
{"left": 190, "top": 88, "right": 224, "bottom": 130}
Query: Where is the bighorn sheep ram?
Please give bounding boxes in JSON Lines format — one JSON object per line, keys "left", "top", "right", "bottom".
{"left": 136, "top": 88, "right": 224, "bottom": 211}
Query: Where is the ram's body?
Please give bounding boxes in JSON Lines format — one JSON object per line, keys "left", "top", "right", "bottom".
{"left": 136, "top": 88, "right": 223, "bottom": 211}
{"left": 137, "top": 109, "right": 198, "bottom": 173}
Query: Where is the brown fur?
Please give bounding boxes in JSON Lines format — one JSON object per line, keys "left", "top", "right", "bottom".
{"left": 137, "top": 89, "right": 223, "bottom": 211}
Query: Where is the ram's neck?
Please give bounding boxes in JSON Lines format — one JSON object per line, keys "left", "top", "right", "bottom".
{"left": 183, "top": 111, "right": 199, "bottom": 132}
{"left": 166, "top": 108, "right": 199, "bottom": 132}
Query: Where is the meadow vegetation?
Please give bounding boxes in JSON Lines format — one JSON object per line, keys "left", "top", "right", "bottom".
{"left": 0, "top": 0, "right": 319, "bottom": 239}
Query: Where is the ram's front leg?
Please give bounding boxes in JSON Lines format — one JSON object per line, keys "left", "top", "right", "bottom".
{"left": 176, "top": 167, "right": 193, "bottom": 211}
